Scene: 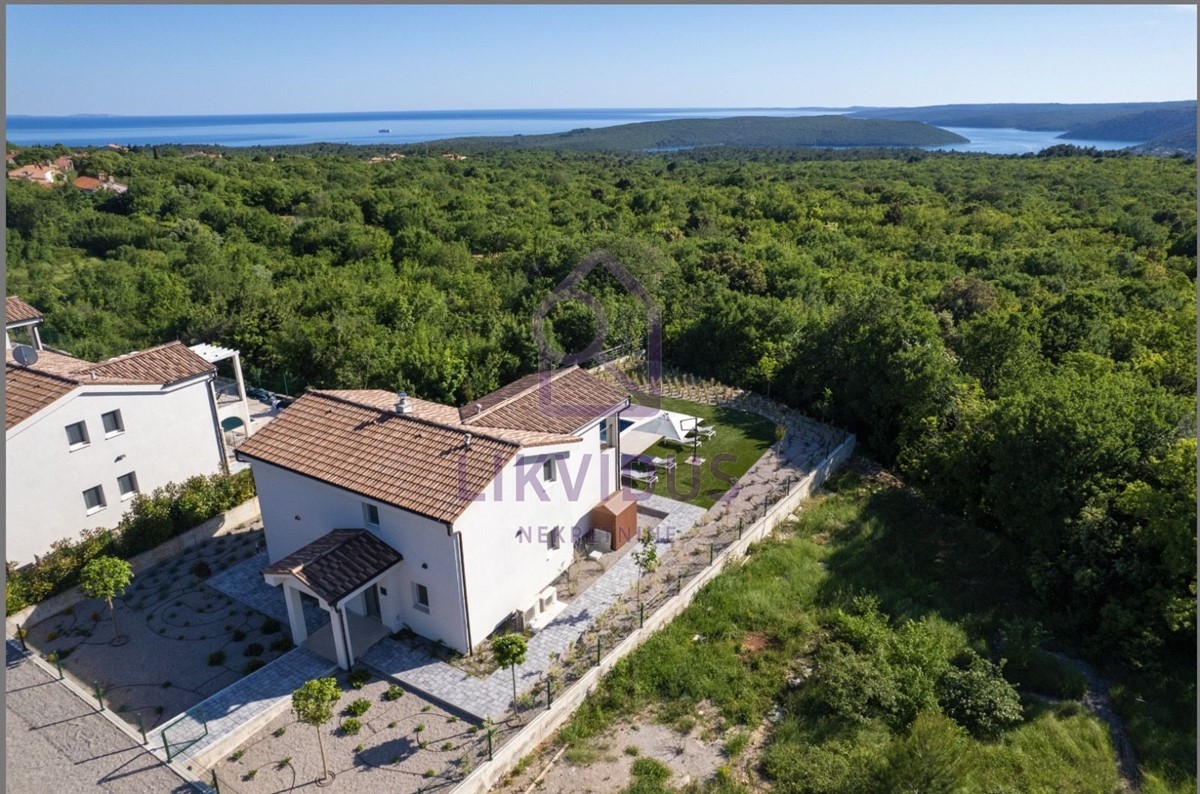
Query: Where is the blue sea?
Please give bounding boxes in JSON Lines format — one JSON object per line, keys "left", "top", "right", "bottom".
{"left": 4, "top": 108, "right": 1142, "bottom": 154}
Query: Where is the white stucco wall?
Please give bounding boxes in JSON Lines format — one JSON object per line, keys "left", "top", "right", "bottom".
{"left": 251, "top": 459, "right": 470, "bottom": 652}
{"left": 5, "top": 377, "right": 225, "bottom": 566}
{"left": 455, "top": 413, "right": 622, "bottom": 646}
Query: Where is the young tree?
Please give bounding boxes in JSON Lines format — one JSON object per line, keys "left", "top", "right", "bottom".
{"left": 79, "top": 556, "right": 133, "bottom": 643}
{"left": 292, "top": 677, "right": 341, "bottom": 786}
{"left": 491, "top": 634, "right": 528, "bottom": 712}
{"left": 632, "top": 530, "right": 659, "bottom": 604}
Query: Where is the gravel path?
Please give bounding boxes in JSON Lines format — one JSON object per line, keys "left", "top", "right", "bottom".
{"left": 5, "top": 641, "right": 193, "bottom": 793}
{"left": 1048, "top": 651, "right": 1141, "bottom": 792}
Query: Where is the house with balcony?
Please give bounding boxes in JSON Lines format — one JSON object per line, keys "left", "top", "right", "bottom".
{"left": 4, "top": 297, "right": 254, "bottom": 566}
{"left": 235, "top": 366, "right": 635, "bottom": 668}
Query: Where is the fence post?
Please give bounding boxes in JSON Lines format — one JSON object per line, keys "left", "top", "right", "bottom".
{"left": 16, "top": 624, "right": 26, "bottom": 652}
{"left": 595, "top": 634, "right": 601, "bottom": 667}
{"left": 545, "top": 678, "right": 552, "bottom": 711}
{"left": 675, "top": 574, "right": 681, "bottom": 595}
{"left": 136, "top": 712, "right": 147, "bottom": 745}
{"left": 639, "top": 603, "right": 645, "bottom": 629}
{"left": 53, "top": 652, "right": 63, "bottom": 679}
{"left": 709, "top": 543, "right": 714, "bottom": 566}
{"left": 738, "top": 518, "right": 743, "bottom": 539}
{"left": 92, "top": 681, "right": 105, "bottom": 712}
{"left": 283, "top": 372, "right": 290, "bottom": 395}
{"left": 487, "top": 726, "right": 494, "bottom": 761}
{"left": 211, "top": 770, "right": 221, "bottom": 794}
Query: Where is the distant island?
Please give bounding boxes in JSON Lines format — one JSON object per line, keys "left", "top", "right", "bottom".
{"left": 414, "top": 115, "right": 969, "bottom": 152}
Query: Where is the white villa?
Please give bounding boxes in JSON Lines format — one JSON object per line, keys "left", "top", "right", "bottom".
{"left": 4, "top": 296, "right": 254, "bottom": 566}
{"left": 236, "top": 366, "right": 638, "bottom": 667}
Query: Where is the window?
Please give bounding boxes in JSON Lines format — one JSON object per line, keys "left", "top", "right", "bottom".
{"left": 600, "top": 416, "right": 617, "bottom": 450}
{"left": 83, "top": 485, "right": 106, "bottom": 514}
{"left": 66, "top": 421, "right": 90, "bottom": 449}
{"left": 363, "top": 502, "right": 380, "bottom": 528}
{"left": 413, "top": 582, "right": 430, "bottom": 613}
{"left": 548, "top": 526, "right": 563, "bottom": 551}
{"left": 117, "top": 472, "right": 139, "bottom": 499}
{"left": 101, "top": 409, "right": 124, "bottom": 436}
{"left": 542, "top": 458, "right": 557, "bottom": 483}
{"left": 599, "top": 419, "right": 609, "bottom": 444}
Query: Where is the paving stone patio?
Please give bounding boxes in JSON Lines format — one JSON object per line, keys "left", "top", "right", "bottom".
{"left": 151, "top": 646, "right": 337, "bottom": 768}
{"left": 362, "top": 493, "right": 705, "bottom": 721}
{"left": 208, "top": 549, "right": 329, "bottom": 632}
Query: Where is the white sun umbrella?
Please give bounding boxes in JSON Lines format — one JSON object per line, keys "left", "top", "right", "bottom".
{"left": 635, "top": 412, "right": 694, "bottom": 444}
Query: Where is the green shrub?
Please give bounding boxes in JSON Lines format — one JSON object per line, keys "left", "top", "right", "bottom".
{"left": 208, "top": 651, "right": 226, "bottom": 666}
{"left": 937, "top": 652, "right": 1023, "bottom": 739}
{"left": 382, "top": 684, "right": 405, "bottom": 701}
{"left": 243, "top": 643, "right": 264, "bottom": 657}
{"left": 873, "top": 712, "right": 975, "bottom": 794}
{"left": 348, "top": 668, "right": 370, "bottom": 689}
{"left": 341, "top": 718, "right": 362, "bottom": 735}
{"left": 5, "top": 471, "right": 256, "bottom": 615}
{"left": 270, "top": 636, "right": 294, "bottom": 652}
{"left": 630, "top": 757, "right": 671, "bottom": 783}
{"left": 344, "top": 698, "right": 371, "bottom": 717}
{"left": 243, "top": 659, "right": 266, "bottom": 675}
{"left": 232, "top": 629, "right": 247, "bottom": 641}
{"left": 261, "top": 618, "right": 283, "bottom": 634}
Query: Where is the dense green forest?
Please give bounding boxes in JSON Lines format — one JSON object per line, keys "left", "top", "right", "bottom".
{"left": 406, "top": 115, "right": 967, "bottom": 152}
{"left": 1060, "top": 108, "right": 1197, "bottom": 144}
{"left": 849, "top": 100, "right": 1195, "bottom": 133}
{"left": 5, "top": 144, "right": 1195, "bottom": 771}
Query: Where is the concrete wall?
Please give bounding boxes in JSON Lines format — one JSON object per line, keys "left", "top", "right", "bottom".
{"left": 252, "top": 459, "right": 470, "bottom": 652}
{"left": 6, "top": 497, "right": 260, "bottom": 635}
{"left": 452, "top": 433, "right": 856, "bottom": 794}
{"left": 5, "top": 377, "right": 226, "bottom": 566}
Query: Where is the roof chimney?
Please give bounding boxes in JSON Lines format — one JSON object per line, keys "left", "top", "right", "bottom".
{"left": 464, "top": 432, "right": 472, "bottom": 448}
{"left": 395, "top": 391, "right": 413, "bottom": 414}
{"left": 475, "top": 403, "right": 482, "bottom": 415}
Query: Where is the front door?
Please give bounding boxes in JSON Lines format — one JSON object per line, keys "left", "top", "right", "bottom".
{"left": 364, "top": 585, "right": 381, "bottom": 620}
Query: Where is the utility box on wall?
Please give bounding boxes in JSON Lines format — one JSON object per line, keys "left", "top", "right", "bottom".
{"left": 590, "top": 490, "right": 639, "bottom": 550}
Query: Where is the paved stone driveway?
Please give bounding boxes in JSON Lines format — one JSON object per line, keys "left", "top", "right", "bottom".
{"left": 149, "top": 647, "right": 336, "bottom": 768}
{"left": 6, "top": 640, "right": 193, "bottom": 793}
{"left": 362, "top": 494, "right": 706, "bottom": 721}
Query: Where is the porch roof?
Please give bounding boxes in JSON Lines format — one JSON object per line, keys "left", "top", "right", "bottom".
{"left": 263, "top": 529, "right": 403, "bottom": 606}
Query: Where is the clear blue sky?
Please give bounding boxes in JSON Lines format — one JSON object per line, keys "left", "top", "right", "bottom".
{"left": 6, "top": 4, "right": 1196, "bottom": 116}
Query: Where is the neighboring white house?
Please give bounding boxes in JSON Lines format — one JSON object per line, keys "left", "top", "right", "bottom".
{"left": 237, "top": 366, "right": 634, "bottom": 668}
{"left": 4, "top": 296, "right": 251, "bottom": 567}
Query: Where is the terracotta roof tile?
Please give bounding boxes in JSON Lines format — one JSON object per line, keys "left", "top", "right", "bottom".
{"left": 237, "top": 391, "right": 521, "bottom": 524}
{"left": 462, "top": 367, "right": 629, "bottom": 435}
{"left": 5, "top": 364, "right": 78, "bottom": 429}
{"left": 263, "top": 529, "right": 402, "bottom": 605}
{"left": 320, "top": 389, "right": 581, "bottom": 447}
{"left": 83, "top": 341, "right": 214, "bottom": 385}
{"left": 5, "top": 296, "right": 43, "bottom": 325}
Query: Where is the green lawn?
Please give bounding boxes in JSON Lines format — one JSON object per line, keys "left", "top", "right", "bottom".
{"left": 556, "top": 461, "right": 1183, "bottom": 793}
{"left": 628, "top": 395, "right": 777, "bottom": 508}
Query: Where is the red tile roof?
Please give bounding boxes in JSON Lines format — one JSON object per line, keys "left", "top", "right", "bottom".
{"left": 4, "top": 341, "right": 216, "bottom": 427}
{"left": 460, "top": 366, "right": 629, "bottom": 435}
{"left": 263, "top": 529, "right": 403, "bottom": 605}
{"left": 236, "top": 390, "right": 523, "bottom": 524}
{"left": 73, "top": 175, "right": 104, "bottom": 191}
{"left": 5, "top": 364, "right": 78, "bottom": 430}
{"left": 5, "top": 296, "right": 43, "bottom": 325}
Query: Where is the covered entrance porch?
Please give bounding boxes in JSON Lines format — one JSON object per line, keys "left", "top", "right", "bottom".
{"left": 263, "top": 529, "right": 403, "bottom": 670}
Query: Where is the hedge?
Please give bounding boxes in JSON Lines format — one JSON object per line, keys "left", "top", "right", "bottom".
{"left": 6, "top": 469, "right": 256, "bottom": 615}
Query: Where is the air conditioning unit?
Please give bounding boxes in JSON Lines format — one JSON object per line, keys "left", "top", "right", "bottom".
{"left": 538, "top": 587, "right": 558, "bottom": 613}
{"left": 521, "top": 604, "right": 537, "bottom": 628}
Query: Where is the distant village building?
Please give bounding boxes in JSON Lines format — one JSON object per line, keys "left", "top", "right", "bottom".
{"left": 74, "top": 174, "right": 128, "bottom": 194}
{"left": 441, "top": 152, "right": 467, "bottom": 161}
{"left": 53, "top": 156, "right": 75, "bottom": 171}
{"left": 6, "top": 163, "right": 61, "bottom": 185}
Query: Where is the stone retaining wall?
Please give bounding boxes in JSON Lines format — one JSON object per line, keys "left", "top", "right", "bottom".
{"left": 453, "top": 433, "right": 855, "bottom": 794}
{"left": 7, "top": 497, "right": 261, "bottom": 635}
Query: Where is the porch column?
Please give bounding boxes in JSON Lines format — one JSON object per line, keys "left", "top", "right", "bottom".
{"left": 284, "top": 583, "right": 308, "bottom": 645}
{"left": 328, "top": 606, "right": 352, "bottom": 670}
{"left": 232, "top": 352, "right": 253, "bottom": 437}
{"left": 30, "top": 325, "right": 42, "bottom": 351}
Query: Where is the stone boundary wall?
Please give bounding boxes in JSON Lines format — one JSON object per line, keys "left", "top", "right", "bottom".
{"left": 7, "top": 497, "right": 261, "bottom": 634}
{"left": 453, "top": 433, "right": 855, "bottom": 794}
